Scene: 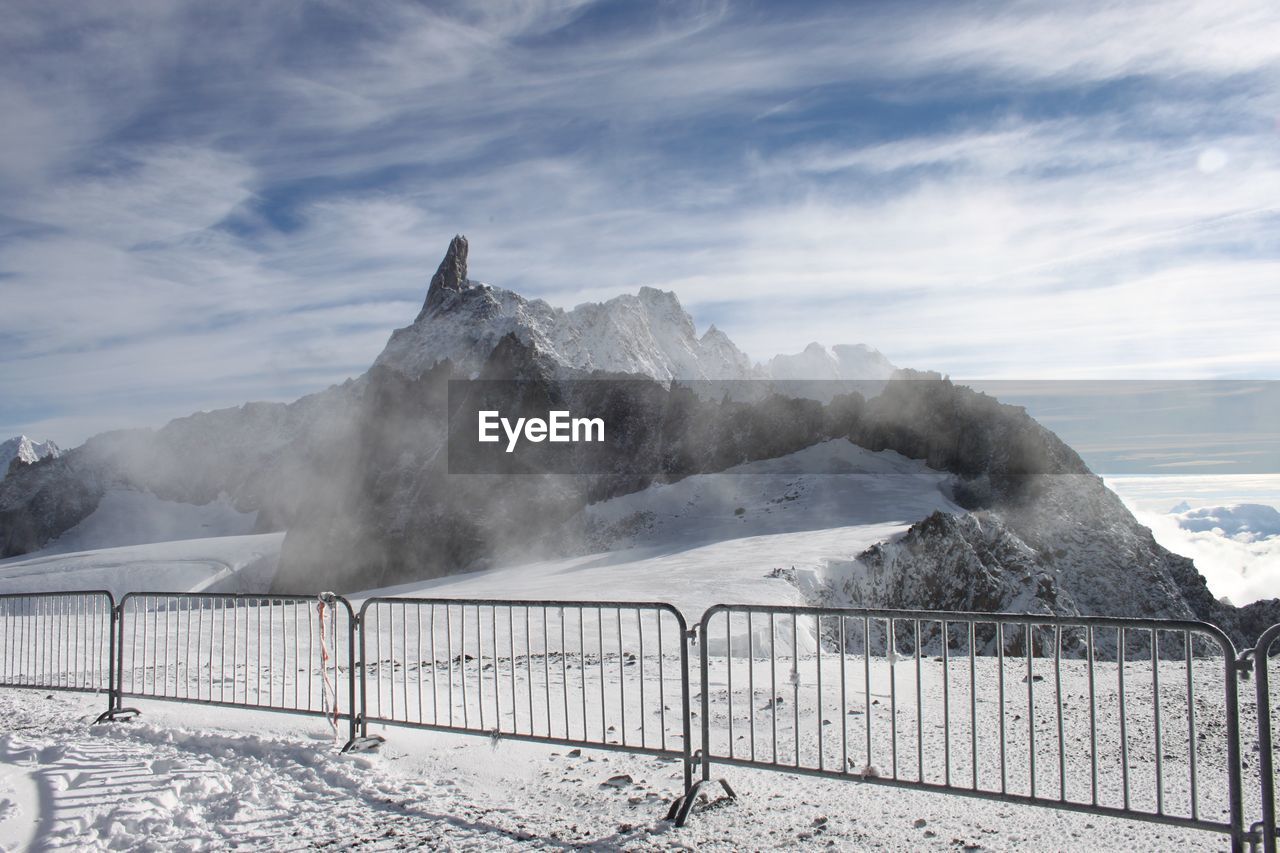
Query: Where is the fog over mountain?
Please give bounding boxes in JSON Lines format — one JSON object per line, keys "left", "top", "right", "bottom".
{"left": 1, "top": 238, "right": 1275, "bottom": 646}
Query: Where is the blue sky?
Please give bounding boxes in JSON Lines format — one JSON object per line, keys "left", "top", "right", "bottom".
{"left": 2, "top": 0, "right": 1279, "bottom": 446}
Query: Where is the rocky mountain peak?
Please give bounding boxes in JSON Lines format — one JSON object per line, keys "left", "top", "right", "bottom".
{"left": 419, "top": 234, "right": 470, "bottom": 320}
{"left": 0, "top": 435, "right": 61, "bottom": 480}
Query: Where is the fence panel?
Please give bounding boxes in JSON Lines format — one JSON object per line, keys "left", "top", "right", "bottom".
{"left": 115, "top": 592, "right": 358, "bottom": 741}
{"left": 358, "top": 598, "right": 692, "bottom": 768}
{"left": 691, "top": 604, "right": 1245, "bottom": 847}
{"left": 1256, "top": 623, "right": 1280, "bottom": 853}
{"left": 0, "top": 591, "right": 115, "bottom": 698}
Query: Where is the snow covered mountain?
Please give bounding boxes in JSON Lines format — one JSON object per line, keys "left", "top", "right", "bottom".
{"left": 0, "top": 435, "right": 60, "bottom": 479}
{"left": 375, "top": 235, "right": 894, "bottom": 383}
{"left": 375, "top": 235, "right": 758, "bottom": 381}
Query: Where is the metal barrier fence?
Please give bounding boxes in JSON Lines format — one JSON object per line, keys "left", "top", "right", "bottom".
{"left": 0, "top": 591, "right": 115, "bottom": 700}
{"left": 109, "top": 592, "right": 360, "bottom": 744}
{"left": 1255, "top": 624, "right": 1280, "bottom": 853}
{"left": 687, "top": 604, "right": 1248, "bottom": 850}
{"left": 358, "top": 598, "right": 693, "bottom": 789}
{"left": 0, "top": 590, "right": 1277, "bottom": 849}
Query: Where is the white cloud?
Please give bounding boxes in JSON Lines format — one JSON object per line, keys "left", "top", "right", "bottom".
{"left": 3, "top": 0, "right": 1280, "bottom": 445}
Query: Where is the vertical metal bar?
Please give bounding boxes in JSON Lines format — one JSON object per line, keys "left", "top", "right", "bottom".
{"left": 657, "top": 610, "right": 666, "bottom": 752}
{"left": 770, "top": 611, "right": 778, "bottom": 765}
{"left": 696, "top": 610, "right": 709, "bottom": 790}
{"left": 402, "top": 602, "right": 411, "bottom": 722}
{"left": 493, "top": 605, "right": 502, "bottom": 730}
{"left": 746, "top": 610, "right": 754, "bottom": 761}
{"left": 460, "top": 604, "right": 469, "bottom": 728}
{"left": 1088, "top": 625, "right": 1098, "bottom": 806}
{"left": 1152, "top": 628, "right": 1163, "bottom": 816}
{"left": 388, "top": 604, "right": 397, "bottom": 722}
{"left": 915, "top": 619, "right": 923, "bottom": 783}
{"left": 597, "top": 606, "right": 606, "bottom": 742}
{"left": 446, "top": 604, "right": 456, "bottom": 727}
{"left": 107, "top": 597, "right": 119, "bottom": 713}
{"left": 1027, "top": 623, "right": 1036, "bottom": 799}
{"left": 637, "top": 608, "right": 645, "bottom": 748}
{"left": 429, "top": 604, "right": 438, "bottom": 725}
{"left": 942, "top": 619, "right": 950, "bottom": 786}
{"left": 1184, "top": 631, "right": 1198, "bottom": 822}
{"left": 562, "top": 606, "right": 570, "bottom": 739}
{"left": 970, "top": 620, "right": 978, "bottom": 790}
{"left": 73, "top": 595, "right": 81, "bottom": 689}
{"left": 526, "top": 607, "right": 534, "bottom": 736}
{"left": 1118, "top": 628, "right": 1129, "bottom": 811}
{"left": 1055, "top": 626, "right": 1065, "bottom": 802}
{"left": 840, "top": 616, "right": 848, "bottom": 774}
{"left": 728, "top": 612, "right": 735, "bottom": 758}
{"left": 997, "top": 621, "right": 1006, "bottom": 795}
{"left": 221, "top": 599, "right": 229, "bottom": 704}
{"left": 1254, "top": 628, "right": 1276, "bottom": 853}
{"left": 889, "top": 618, "right": 897, "bottom": 779}
{"left": 339, "top": 600, "right": 353, "bottom": 742}
{"left": 816, "top": 614, "right": 824, "bottom": 771}
{"left": 292, "top": 601, "right": 300, "bottom": 710}
{"left": 415, "top": 604, "right": 424, "bottom": 725}
{"left": 185, "top": 596, "right": 194, "bottom": 699}
{"left": 256, "top": 598, "right": 264, "bottom": 705}
{"left": 267, "top": 597, "right": 274, "bottom": 707}
{"left": 542, "top": 607, "right": 551, "bottom": 737}
{"left": 616, "top": 608, "right": 625, "bottom": 746}
{"left": 1219, "top": 631, "right": 1247, "bottom": 853}
{"left": 578, "top": 607, "right": 586, "bottom": 741}
{"left": 794, "top": 614, "right": 801, "bottom": 767}
{"left": 864, "top": 617, "right": 872, "bottom": 774}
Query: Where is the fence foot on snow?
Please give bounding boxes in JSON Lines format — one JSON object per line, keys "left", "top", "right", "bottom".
{"left": 93, "top": 707, "right": 141, "bottom": 724}
{"left": 667, "top": 777, "right": 737, "bottom": 827}
{"left": 341, "top": 735, "right": 385, "bottom": 754}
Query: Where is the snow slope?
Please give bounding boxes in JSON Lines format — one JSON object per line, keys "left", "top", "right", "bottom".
{"left": 0, "top": 534, "right": 283, "bottom": 599}
{"left": 361, "top": 440, "right": 961, "bottom": 624}
{"left": 36, "top": 488, "right": 259, "bottom": 556}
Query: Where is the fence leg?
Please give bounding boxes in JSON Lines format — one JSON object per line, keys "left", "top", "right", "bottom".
{"left": 95, "top": 603, "right": 139, "bottom": 723}
{"left": 666, "top": 620, "right": 737, "bottom": 825}
{"left": 340, "top": 608, "right": 383, "bottom": 753}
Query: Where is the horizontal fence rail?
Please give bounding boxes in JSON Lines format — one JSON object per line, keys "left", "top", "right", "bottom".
{"left": 113, "top": 592, "right": 358, "bottom": 742}
{"left": 359, "top": 598, "right": 693, "bottom": 785}
{"left": 692, "top": 604, "right": 1247, "bottom": 848}
{"left": 0, "top": 591, "right": 115, "bottom": 697}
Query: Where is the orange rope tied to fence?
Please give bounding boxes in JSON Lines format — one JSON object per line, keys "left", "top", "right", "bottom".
{"left": 316, "top": 593, "right": 340, "bottom": 741}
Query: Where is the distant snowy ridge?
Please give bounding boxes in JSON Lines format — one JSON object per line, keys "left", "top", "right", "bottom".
{"left": 768, "top": 342, "right": 897, "bottom": 381}
{"left": 0, "top": 435, "right": 60, "bottom": 479}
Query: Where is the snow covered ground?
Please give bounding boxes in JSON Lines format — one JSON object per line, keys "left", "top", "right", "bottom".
{"left": 0, "top": 647, "right": 1263, "bottom": 850}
